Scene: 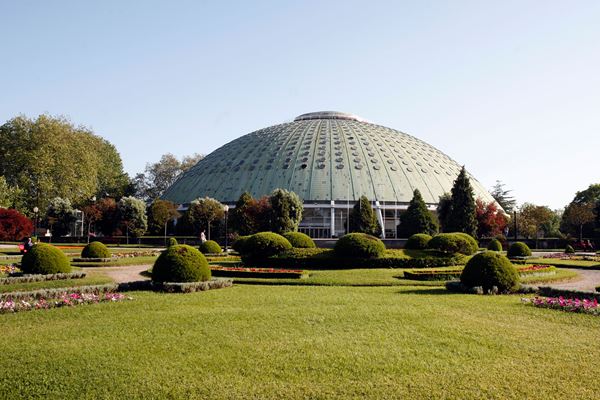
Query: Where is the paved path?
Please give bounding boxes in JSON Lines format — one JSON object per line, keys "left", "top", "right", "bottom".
{"left": 94, "top": 265, "right": 151, "bottom": 283}
{"left": 539, "top": 269, "right": 600, "bottom": 292}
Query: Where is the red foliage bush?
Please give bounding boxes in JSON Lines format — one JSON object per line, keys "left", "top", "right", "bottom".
{"left": 0, "top": 208, "right": 33, "bottom": 241}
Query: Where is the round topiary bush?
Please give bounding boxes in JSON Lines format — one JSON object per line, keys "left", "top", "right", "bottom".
{"left": 282, "top": 232, "right": 316, "bottom": 248}
{"left": 460, "top": 251, "right": 519, "bottom": 293}
{"left": 81, "top": 241, "right": 111, "bottom": 259}
{"left": 232, "top": 235, "right": 250, "bottom": 254}
{"left": 507, "top": 242, "right": 532, "bottom": 258}
{"left": 152, "top": 244, "right": 210, "bottom": 283}
{"left": 243, "top": 232, "right": 292, "bottom": 259}
{"left": 487, "top": 238, "right": 502, "bottom": 251}
{"left": 334, "top": 233, "right": 386, "bottom": 258}
{"left": 427, "top": 233, "right": 479, "bottom": 255}
{"left": 21, "top": 243, "right": 71, "bottom": 274}
{"left": 199, "top": 240, "right": 222, "bottom": 254}
{"left": 405, "top": 233, "right": 432, "bottom": 250}
{"left": 565, "top": 244, "right": 575, "bottom": 254}
{"left": 167, "top": 237, "right": 178, "bottom": 248}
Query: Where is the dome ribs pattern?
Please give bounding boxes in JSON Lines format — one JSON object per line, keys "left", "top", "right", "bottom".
{"left": 161, "top": 112, "right": 497, "bottom": 207}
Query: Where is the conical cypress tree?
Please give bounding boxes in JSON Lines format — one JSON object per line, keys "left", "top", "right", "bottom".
{"left": 397, "top": 189, "right": 438, "bottom": 237}
{"left": 349, "top": 196, "right": 380, "bottom": 236}
{"left": 445, "top": 166, "right": 477, "bottom": 236}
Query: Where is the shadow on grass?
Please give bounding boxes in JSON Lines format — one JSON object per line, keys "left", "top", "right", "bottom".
{"left": 397, "top": 287, "right": 453, "bottom": 295}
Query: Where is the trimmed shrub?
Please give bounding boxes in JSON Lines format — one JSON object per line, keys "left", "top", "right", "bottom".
{"left": 487, "top": 238, "right": 502, "bottom": 251}
{"left": 232, "top": 235, "right": 251, "bottom": 254}
{"left": 167, "top": 237, "right": 178, "bottom": 248}
{"left": 0, "top": 208, "right": 33, "bottom": 241}
{"left": 21, "top": 243, "right": 71, "bottom": 274}
{"left": 282, "top": 232, "right": 316, "bottom": 248}
{"left": 199, "top": 240, "right": 222, "bottom": 254}
{"left": 507, "top": 242, "right": 532, "bottom": 258}
{"left": 405, "top": 234, "right": 432, "bottom": 250}
{"left": 81, "top": 241, "right": 111, "bottom": 259}
{"left": 427, "top": 233, "right": 479, "bottom": 255}
{"left": 565, "top": 245, "right": 575, "bottom": 254}
{"left": 243, "top": 232, "right": 292, "bottom": 259}
{"left": 460, "top": 251, "right": 519, "bottom": 293}
{"left": 152, "top": 244, "right": 210, "bottom": 283}
{"left": 334, "top": 233, "right": 386, "bottom": 258}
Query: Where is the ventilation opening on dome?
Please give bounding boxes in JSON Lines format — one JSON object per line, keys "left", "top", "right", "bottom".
{"left": 294, "top": 111, "right": 366, "bottom": 122}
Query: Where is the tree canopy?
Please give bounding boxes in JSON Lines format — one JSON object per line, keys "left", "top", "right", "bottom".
{"left": 443, "top": 167, "right": 477, "bottom": 236}
{"left": 490, "top": 180, "right": 516, "bottom": 213}
{"left": 187, "top": 197, "right": 224, "bottom": 239}
{"left": 269, "top": 189, "right": 303, "bottom": 234}
{"left": 0, "top": 114, "right": 128, "bottom": 213}
{"left": 348, "top": 196, "right": 381, "bottom": 236}
{"left": 397, "top": 189, "right": 438, "bottom": 237}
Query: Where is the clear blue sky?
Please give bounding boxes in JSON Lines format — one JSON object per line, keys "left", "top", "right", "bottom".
{"left": 1, "top": 1, "right": 599, "bottom": 209}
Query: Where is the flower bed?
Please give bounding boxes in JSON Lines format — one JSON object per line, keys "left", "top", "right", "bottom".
{"left": 517, "top": 264, "right": 556, "bottom": 277}
{"left": 0, "top": 272, "right": 86, "bottom": 285}
{"left": 0, "top": 292, "right": 130, "bottom": 314}
{"left": 210, "top": 266, "right": 307, "bottom": 279}
{"left": 521, "top": 296, "right": 600, "bottom": 316}
{"left": 0, "top": 264, "right": 19, "bottom": 275}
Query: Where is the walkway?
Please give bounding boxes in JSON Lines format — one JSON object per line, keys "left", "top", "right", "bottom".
{"left": 94, "top": 264, "right": 151, "bottom": 283}
{"left": 539, "top": 269, "right": 600, "bottom": 292}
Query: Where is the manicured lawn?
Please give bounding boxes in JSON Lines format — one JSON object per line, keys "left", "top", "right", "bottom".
{"left": 520, "top": 268, "right": 578, "bottom": 284}
{"left": 71, "top": 256, "right": 158, "bottom": 267}
{"left": 527, "top": 258, "right": 600, "bottom": 269}
{"left": 1, "top": 285, "right": 599, "bottom": 399}
{"left": 0, "top": 270, "right": 114, "bottom": 293}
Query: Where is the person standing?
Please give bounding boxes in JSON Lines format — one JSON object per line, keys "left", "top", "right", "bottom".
{"left": 200, "top": 230, "right": 207, "bottom": 243}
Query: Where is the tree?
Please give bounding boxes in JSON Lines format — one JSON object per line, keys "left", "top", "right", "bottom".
{"left": 444, "top": 167, "right": 477, "bottom": 236}
{"left": 80, "top": 203, "right": 102, "bottom": 239}
{"left": 0, "top": 115, "right": 128, "bottom": 212}
{"left": 0, "top": 176, "right": 24, "bottom": 210}
{"left": 436, "top": 193, "right": 452, "bottom": 232}
{"left": 397, "top": 189, "right": 438, "bottom": 237}
{"left": 246, "top": 195, "right": 273, "bottom": 233}
{"left": 148, "top": 199, "right": 180, "bottom": 235}
{"left": 187, "top": 197, "right": 224, "bottom": 239}
{"left": 348, "top": 196, "right": 381, "bottom": 236}
{"left": 117, "top": 197, "right": 147, "bottom": 242}
{"left": 517, "top": 203, "right": 557, "bottom": 239}
{"left": 96, "top": 197, "right": 119, "bottom": 236}
{"left": 475, "top": 199, "right": 509, "bottom": 238}
{"left": 134, "top": 153, "right": 204, "bottom": 200}
{"left": 562, "top": 202, "right": 595, "bottom": 241}
{"left": 46, "top": 197, "right": 76, "bottom": 237}
{"left": 229, "top": 192, "right": 255, "bottom": 235}
{"left": 0, "top": 208, "right": 33, "bottom": 241}
{"left": 560, "top": 184, "right": 600, "bottom": 238}
{"left": 490, "top": 180, "right": 516, "bottom": 213}
{"left": 269, "top": 189, "right": 303, "bottom": 234}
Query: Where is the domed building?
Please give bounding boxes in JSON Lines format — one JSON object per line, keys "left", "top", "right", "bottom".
{"left": 162, "top": 111, "right": 497, "bottom": 238}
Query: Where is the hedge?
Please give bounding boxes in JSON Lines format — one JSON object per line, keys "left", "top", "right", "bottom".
{"left": 403, "top": 269, "right": 463, "bottom": 281}
{"left": 199, "top": 240, "right": 222, "bottom": 254}
{"left": 0, "top": 272, "right": 86, "bottom": 285}
{"left": 282, "top": 232, "right": 316, "bottom": 248}
{"left": 404, "top": 234, "right": 432, "bottom": 250}
{"left": 428, "top": 233, "right": 479, "bottom": 255}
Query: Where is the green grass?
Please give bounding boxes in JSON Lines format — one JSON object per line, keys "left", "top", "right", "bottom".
{"left": 0, "top": 270, "right": 113, "bottom": 293}
{"left": 1, "top": 285, "right": 600, "bottom": 399}
{"left": 72, "top": 256, "right": 158, "bottom": 267}
{"left": 520, "top": 268, "right": 579, "bottom": 284}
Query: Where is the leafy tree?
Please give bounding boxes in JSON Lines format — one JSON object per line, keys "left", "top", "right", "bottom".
{"left": 0, "top": 115, "right": 128, "bottom": 211}
{"left": 269, "top": 189, "right": 303, "bottom": 234}
{"left": 562, "top": 202, "right": 595, "bottom": 241}
{"left": 348, "top": 196, "right": 381, "bottom": 236}
{"left": 117, "top": 196, "right": 147, "bottom": 241}
{"left": 444, "top": 167, "right": 477, "bottom": 237}
{"left": 436, "top": 192, "right": 452, "bottom": 232}
{"left": 96, "top": 197, "right": 119, "bottom": 236}
{"left": 247, "top": 195, "right": 273, "bottom": 233}
{"left": 0, "top": 208, "right": 33, "bottom": 241}
{"left": 80, "top": 203, "right": 102, "bottom": 238}
{"left": 187, "top": 197, "right": 225, "bottom": 239}
{"left": 490, "top": 180, "right": 516, "bottom": 213}
{"left": 475, "top": 199, "right": 509, "bottom": 238}
{"left": 397, "top": 189, "right": 438, "bottom": 237}
{"left": 516, "top": 203, "right": 557, "bottom": 239}
{"left": 230, "top": 192, "right": 255, "bottom": 235}
{"left": 46, "top": 197, "right": 76, "bottom": 237}
{"left": 134, "top": 153, "right": 204, "bottom": 200}
{"left": 0, "top": 176, "right": 24, "bottom": 210}
{"left": 560, "top": 184, "right": 600, "bottom": 238}
{"left": 148, "top": 199, "right": 180, "bottom": 235}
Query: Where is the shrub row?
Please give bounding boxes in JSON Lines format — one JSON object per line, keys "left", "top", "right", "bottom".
{"left": 0, "top": 284, "right": 118, "bottom": 301}
{"left": 537, "top": 286, "right": 600, "bottom": 302}
{"left": 0, "top": 272, "right": 86, "bottom": 285}
{"left": 157, "top": 279, "right": 233, "bottom": 293}
{"left": 403, "top": 269, "right": 463, "bottom": 281}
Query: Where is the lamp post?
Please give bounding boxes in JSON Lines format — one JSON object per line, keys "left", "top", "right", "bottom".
{"left": 223, "top": 205, "right": 229, "bottom": 252}
{"left": 33, "top": 207, "right": 39, "bottom": 238}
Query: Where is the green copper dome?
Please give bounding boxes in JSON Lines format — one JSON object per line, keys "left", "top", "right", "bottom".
{"left": 162, "top": 111, "right": 496, "bottom": 205}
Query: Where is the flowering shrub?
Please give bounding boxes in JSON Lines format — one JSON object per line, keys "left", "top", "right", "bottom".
{"left": 521, "top": 296, "right": 600, "bottom": 316}
{"left": 0, "top": 292, "right": 130, "bottom": 314}
{"left": 0, "top": 264, "right": 19, "bottom": 275}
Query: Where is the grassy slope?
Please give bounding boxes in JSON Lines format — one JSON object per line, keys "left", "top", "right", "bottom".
{"left": 1, "top": 285, "right": 599, "bottom": 399}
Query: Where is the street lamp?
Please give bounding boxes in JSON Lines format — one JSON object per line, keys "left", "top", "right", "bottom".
{"left": 223, "top": 204, "right": 229, "bottom": 252}
{"left": 33, "top": 207, "right": 39, "bottom": 238}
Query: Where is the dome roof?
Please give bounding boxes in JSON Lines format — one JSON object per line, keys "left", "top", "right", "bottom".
{"left": 162, "top": 112, "right": 496, "bottom": 205}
